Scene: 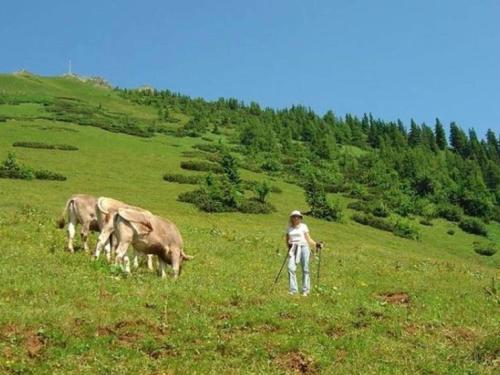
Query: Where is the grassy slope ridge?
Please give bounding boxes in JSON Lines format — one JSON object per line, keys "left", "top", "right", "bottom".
{"left": 0, "top": 73, "right": 498, "bottom": 374}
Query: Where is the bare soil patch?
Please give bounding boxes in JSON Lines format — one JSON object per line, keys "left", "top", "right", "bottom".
{"left": 274, "top": 351, "right": 317, "bottom": 374}
{"left": 378, "top": 292, "right": 410, "bottom": 305}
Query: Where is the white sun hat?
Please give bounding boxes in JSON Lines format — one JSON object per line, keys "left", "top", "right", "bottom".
{"left": 289, "top": 210, "right": 303, "bottom": 218}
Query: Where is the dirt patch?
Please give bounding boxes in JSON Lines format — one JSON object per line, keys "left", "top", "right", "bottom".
{"left": 0, "top": 323, "right": 21, "bottom": 339}
{"left": 96, "top": 319, "right": 166, "bottom": 346}
{"left": 1, "top": 325, "right": 47, "bottom": 358}
{"left": 378, "top": 292, "right": 410, "bottom": 305}
{"left": 443, "top": 327, "right": 478, "bottom": 344}
{"left": 274, "top": 351, "right": 317, "bottom": 374}
{"left": 25, "top": 331, "right": 46, "bottom": 358}
{"left": 148, "top": 343, "right": 177, "bottom": 359}
{"left": 326, "top": 326, "right": 346, "bottom": 338}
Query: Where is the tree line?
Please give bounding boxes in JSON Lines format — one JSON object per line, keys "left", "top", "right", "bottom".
{"left": 119, "top": 88, "right": 500, "bottom": 224}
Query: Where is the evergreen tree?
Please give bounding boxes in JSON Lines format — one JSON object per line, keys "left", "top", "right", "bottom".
{"left": 434, "top": 118, "right": 447, "bottom": 150}
{"left": 408, "top": 120, "right": 421, "bottom": 147}
{"left": 449, "top": 122, "right": 468, "bottom": 157}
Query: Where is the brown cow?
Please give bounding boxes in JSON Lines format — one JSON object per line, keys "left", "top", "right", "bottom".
{"left": 58, "top": 194, "right": 99, "bottom": 253}
{"left": 93, "top": 197, "right": 154, "bottom": 269}
{"left": 113, "top": 208, "right": 193, "bottom": 278}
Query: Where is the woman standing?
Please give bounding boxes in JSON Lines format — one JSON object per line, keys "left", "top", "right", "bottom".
{"left": 285, "top": 210, "right": 321, "bottom": 296}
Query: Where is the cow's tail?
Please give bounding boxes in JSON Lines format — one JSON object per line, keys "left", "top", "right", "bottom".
{"left": 181, "top": 249, "right": 194, "bottom": 261}
{"left": 57, "top": 199, "right": 72, "bottom": 229}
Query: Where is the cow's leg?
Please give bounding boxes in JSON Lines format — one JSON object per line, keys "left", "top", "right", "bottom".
{"left": 104, "top": 239, "right": 112, "bottom": 262}
{"left": 80, "top": 222, "right": 90, "bottom": 253}
{"left": 133, "top": 251, "right": 140, "bottom": 269}
{"left": 171, "top": 252, "right": 181, "bottom": 279}
{"left": 147, "top": 255, "right": 154, "bottom": 271}
{"left": 67, "top": 208, "right": 77, "bottom": 253}
{"left": 114, "top": 240, "right": 132, "bottom": 273}
{"left": 158, "top": 259, "right": 167, "bottom": 279}
{"left": 94, "top": 227, "right": 113, "bottom": 260}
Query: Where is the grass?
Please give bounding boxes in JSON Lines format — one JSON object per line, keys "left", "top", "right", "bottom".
{"left": 0, "top": 73, "right": 498, "bottom": 374}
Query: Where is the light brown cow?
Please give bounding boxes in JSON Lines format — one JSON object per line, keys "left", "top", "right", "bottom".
{"left": 113, "top": 208, "right": 193, "bottom": 278}
{"left": 93, "top": 197, "right": 154, "bottom": 269}
{"left": 58, "top": 194, "right": 99, "bottom": 253}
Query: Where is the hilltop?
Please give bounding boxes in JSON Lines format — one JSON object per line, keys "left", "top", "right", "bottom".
{"left": 0, "top": 72, "right": 498, "bottom": 374}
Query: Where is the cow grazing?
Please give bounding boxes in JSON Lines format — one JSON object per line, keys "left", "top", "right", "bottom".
{"left": 93, "top": 197, "right": 154, "bottom": 269}
{"left": 58, "top": 194, "right": 99, "bottom": 253}
{"left": 113, "top": 208, "right": 193, "bottom": 278}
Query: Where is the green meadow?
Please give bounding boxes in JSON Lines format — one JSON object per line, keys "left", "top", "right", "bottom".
{"left": 0, "top": 73, "right": 498, "bottom": 374}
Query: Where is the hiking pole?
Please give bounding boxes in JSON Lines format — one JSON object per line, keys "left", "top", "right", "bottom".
{"left": 272, "top": 247, "right": 289, "bottom": 289}
{"left": 316, "top": 242, "right": 324, "bottom": 286}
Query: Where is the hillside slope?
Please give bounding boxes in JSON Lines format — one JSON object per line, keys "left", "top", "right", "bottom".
{"left": 0, "top": 73, "right": 498, "bottom": 374}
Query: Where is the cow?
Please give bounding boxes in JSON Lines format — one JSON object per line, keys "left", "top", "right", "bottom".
{"left": 93, "top": 197, "right": 154, "bottom": 269}
{"left": 113, "top": 208, "right": 193, "bottom": 278}
{"left": 58, "top": 194, "right": 99, "bottom": 253}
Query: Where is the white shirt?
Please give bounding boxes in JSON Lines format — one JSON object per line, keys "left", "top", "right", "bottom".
{"left": 286, "top": 223, "right": 309, "bottom": 245}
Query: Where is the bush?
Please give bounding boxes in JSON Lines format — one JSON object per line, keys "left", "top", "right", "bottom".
{"left": 163, "top": 173, "right": 203, "bottom": 184}
{"left": 352, "top": 213, "right": 394, "bottom": 233}
{"left": 253, "top": 181, "right": 271, "bottom": 203}
{"left": 372, "top": 201, "right": 390, "bottom": 218}
{"left": 419, "top": 218, "right": 433, "bottom": 226}
{"left": 458, "top": 218, "right": 488, "bottom": 236}
{"left": 261, "top": 159, "right": 282, "bottom": 172}
{"left": 239, "top": 198, "right": 276, "bottom": 214}
{"left": 305, "top": 179, "right": 343, "bottom": 222}
{"left": 33, "top": 169, "right": 67, "bottom": 181}
{"left": 437, "top": 204, "right": 463, "bottom": 222}
{"left": 180, "top": 160, "right": 223, "bottom": 173}
{"left": 393, "top": 220, "right": 421, "bottom": 240}
{"left": 0, "top": 153, "right": 67, "bottom": 181}
{"left": 347, "top": 200, "right": 369, "bottom": 213}
{"left": 0, "top": 153, "right": 33, "bottom": 180}
{"left": 13, "top": 141, "right": 78, "bottom": 151}
{"left": 447, "top": 229, "right": 455, "bottom": 235}
{"left": 473, "top": 242, "right": 497, "bottom": 256}
{"left": 193, "top": 143, "right": 223, "bottom": 153}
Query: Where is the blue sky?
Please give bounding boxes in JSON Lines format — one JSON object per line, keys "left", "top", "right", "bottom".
{"left": 1, "top": 0, "right": 499, "bottom": 135}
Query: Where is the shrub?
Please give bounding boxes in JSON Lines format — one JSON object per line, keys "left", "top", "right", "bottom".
{"left": 352, "top": 213, "right": 394, "bottom": 233}
{"left": 239, "top": 198, "right": 276, "bottom": 214}
{"left": 419, "top": 218, "right": 433, "bottom": 226}
{"left": 261, "top": 159, "right": 282, "bottom": 172}
{"left": 393, "top": 220, "right": 421, "bottom": 240}
{"left": 437, "top": 204, "right": 463, "bottom": 222}
{"left": 447, "top": 229, "right": 455, "bottom": 235}
{"left": 0, "top": 153, "right": 33, "bottom": 180}
{"left": 253, "top": 181, "right": 271, "bottom": 203}
{"left": 347, "top": 200, "right": 369, "bottom": 213}
{"left": 270, "top": 185, "right": 282, "bottom": 194}
{"left": 33, "top": 169, "right": 67, "bottom": 181}
{"left": 13, "top": 141, "right": 78, "bottom": 151}
{"left": 0, "top": 153, "right": 67, "bottom": 181}
{"left": 163, "top": 173, "right": 203, "bottom": 184}
{"left": 193, "top": 143, "right": 223, "bottom": 153}
{"left": 305, "top": 179, "right": 343, "bottom": 222}
{"left": 473, "top": 242, "right": 497, "bottom": 256}
{"left": 458, "top": 218, "right": 488, "bottom": 236}
{"left": 180, "top": 160, "right": 222, "bottom": 173}
{"left": 372, "top": 201, "right": 390, "bottom": 218}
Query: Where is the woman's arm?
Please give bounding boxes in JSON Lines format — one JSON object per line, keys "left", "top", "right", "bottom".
{"left": 285, "top": 233, "right": 290, "bottom": 248}
{"left": 304, "top": 232, "right": 317, "bottom": 249}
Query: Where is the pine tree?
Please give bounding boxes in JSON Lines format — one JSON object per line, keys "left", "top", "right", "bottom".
{"left": 485, "top": 129, "right": 499, "bottom": 160}
{"left": 449, "top": 122, "right": 468, "bottom": 157}
{"left": 434, "top": 118, "right": 447, "bottom": 150}
{"left": 408, "top": 120, "right": 421, "bottom": 147}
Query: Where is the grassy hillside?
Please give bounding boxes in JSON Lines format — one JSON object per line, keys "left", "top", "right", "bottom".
{"left": 0, "top": 73, "right": 498, "bottom": 374}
